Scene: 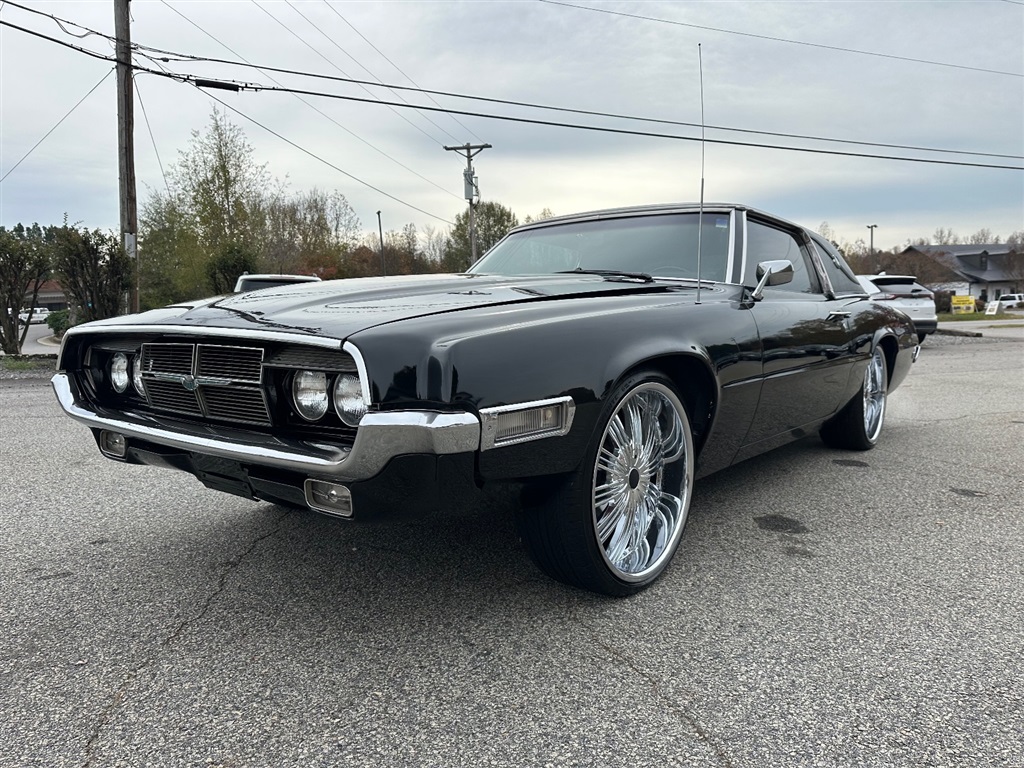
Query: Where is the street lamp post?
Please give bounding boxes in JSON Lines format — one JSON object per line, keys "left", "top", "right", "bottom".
{"left": 867, "top": 224, "right": 878, "bottom": 271}
{"left": 377, "top": 210, "right": 386, "bottom": 276}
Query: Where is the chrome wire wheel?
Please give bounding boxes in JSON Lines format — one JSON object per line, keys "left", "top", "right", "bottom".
{"left": 591, "top": 381, "right": 694, "bottom": 583}
{"left": 862, "top": 346, "right": 888, "bottom": 443}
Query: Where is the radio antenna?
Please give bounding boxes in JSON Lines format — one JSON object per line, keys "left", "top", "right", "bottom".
{"left": 696, "top": 43, "right": 706, "bottom": 304}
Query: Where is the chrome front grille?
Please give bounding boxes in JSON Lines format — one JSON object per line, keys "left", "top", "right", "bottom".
{"left": 142, "top": 343, "right": 193, "bottom": 375}
{"left": 196, "top": 344, "right": 263, "bottom": 382}
{"left": 140, "top": 342, "right": 271, "bottom": 426}
{"left": 144, "top": 379, "right": 203, "bottom": 417}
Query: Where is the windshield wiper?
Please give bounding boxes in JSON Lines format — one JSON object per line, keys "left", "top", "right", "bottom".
{"left": 557, "top": 268, "right": 654, "bottom": 283}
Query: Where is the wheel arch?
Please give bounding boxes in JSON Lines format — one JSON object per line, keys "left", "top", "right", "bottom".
{"left": 874, "top": 331, "right": 899, "bottom": 385}
{"left": 605, "top": 351, "right": 718, "bottom": 457}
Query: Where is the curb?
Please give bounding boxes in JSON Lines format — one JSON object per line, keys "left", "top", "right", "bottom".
{"left": 935, "top": 328, "right": 983, "bottom": 338}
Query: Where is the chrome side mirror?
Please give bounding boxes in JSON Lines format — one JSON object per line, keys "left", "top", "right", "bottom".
{"left": 751, "top": 259, "right": 794, "bottom": 300}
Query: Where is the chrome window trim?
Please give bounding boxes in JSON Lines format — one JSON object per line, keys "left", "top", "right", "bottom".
{"left": 52, "top": 372, "right": 478, "bottom": 482}
{"left": 479, "top": 395, "right": 576, "bottom": 451}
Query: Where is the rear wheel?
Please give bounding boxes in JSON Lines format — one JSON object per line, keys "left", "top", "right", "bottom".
{"left": 518, "top": 371, "right": 695, "bottom": 596}
{"left": 820, "top": 345, "right": 888, "bottom": 451}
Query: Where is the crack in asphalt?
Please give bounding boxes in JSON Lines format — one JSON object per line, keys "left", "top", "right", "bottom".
{"left": 575, "top": 614, "right": 735, "bottom": 768}
{"left": 80, "top": 509, "right": 291, "bottom": 768}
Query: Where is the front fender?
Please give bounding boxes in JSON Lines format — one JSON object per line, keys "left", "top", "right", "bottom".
{"left": 350, "top": 295, "right": 761, "bottom": 480}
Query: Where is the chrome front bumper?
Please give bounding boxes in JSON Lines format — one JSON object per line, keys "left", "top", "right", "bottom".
{"left": 52, "top": 372, "right": 481, "bottom": 482}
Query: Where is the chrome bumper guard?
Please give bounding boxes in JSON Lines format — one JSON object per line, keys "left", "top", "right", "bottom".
{"left": 52, "top": 372, "right": 480, "bottom": 482}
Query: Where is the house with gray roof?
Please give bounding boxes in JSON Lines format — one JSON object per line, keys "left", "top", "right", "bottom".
{"left": 900, "top": 243, "right": 1023, "bottom": 302}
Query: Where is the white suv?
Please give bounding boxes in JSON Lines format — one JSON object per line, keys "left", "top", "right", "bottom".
{"left": 857, "top": 275, "right": 937, "bottom": 342}
{"left": 996, "top": 293, "right": 1024, "bottom": 310}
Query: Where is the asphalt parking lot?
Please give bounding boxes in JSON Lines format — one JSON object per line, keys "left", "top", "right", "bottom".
{"left": 1, "top": 334, "right": 1022, "bottom": 768}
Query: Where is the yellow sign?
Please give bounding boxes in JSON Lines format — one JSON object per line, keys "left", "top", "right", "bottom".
{"left": 951, "top": 295, "right": 975, "bottom": 314}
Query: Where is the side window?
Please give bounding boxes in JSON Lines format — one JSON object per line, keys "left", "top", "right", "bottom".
{"left": 811, "top": 236, "right": 864, "bottom": 295}
{"left": 745, "top": 220, "right": 818, "bottom": 293}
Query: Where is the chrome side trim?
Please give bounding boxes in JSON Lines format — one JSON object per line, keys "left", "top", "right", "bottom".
{"left": 478, "top": 395, "right": 576, "bottom": 451}
{"left": 53, "top": 372, "right": 480, "bottom": 482}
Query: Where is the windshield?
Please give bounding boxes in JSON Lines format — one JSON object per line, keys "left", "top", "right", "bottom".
{"left": 468, "top": 212, "right": 733, "bottom": 282}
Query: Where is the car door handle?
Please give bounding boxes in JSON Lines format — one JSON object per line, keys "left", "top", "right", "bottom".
{"left": 826, "top": 310, "right": 851, "bottom": 322}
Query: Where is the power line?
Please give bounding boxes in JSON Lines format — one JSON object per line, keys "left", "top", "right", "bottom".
{"left": 0, "top": 17, "right": 454, "bottom": 223}
{"left": 227, "top": 82, "right": 1024, "bottom": 171}
{"left": 4, "top": 19, "right": 1022, "bottom": 173}
{"left": 0, "top": 67, "right": 114, "bottom": 183}
{"left": 2, "top": 0, "right": 111, "bottom": 43}
{"left": 133, "top": 76, "right": 170, "bottom": 195}
{"left": 538, "top": 0, "right": 1024, "bottom": 79}
{"left": 320, "top": 0, "right": 484, "bottom": 143}
{"left": 250, "top": 0, "right": 449, "bottom": 147}
{"left": 142, "top": 50, "right": 457, "bottom": 225}
{"left": 281, "top": 0, "right": 462, "bottom": 144}
{"left": 7, "top": 5, "right": 1017, "bottom": 162}
{"left": 149, "top": 63, "right": 1024, "bottom": 171}
{"left": 129, "top": 41, "right": 1023, "bottom": 162}
{"left": 157, "top": 0, "right": 461, "bottom": 200}
{"left": 179, "top": 79, "right": 454, "bottom": 224}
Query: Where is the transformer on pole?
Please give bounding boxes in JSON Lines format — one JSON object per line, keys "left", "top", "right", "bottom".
{"left": 443, "top": 143, "right": 491, "bottom": 266}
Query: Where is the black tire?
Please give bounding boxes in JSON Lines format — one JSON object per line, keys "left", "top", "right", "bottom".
{"left": 820, "top": 345, "right": 888, "bottom": 451}
{"left": 917, "top": 332, "right": 928, "bottom": 343}
{"left": 517, "top": 370, "right": 695, "bottom": 596}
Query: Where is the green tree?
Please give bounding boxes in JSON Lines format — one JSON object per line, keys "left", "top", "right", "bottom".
{"left": 140, "top": 108, "right": 275, "bottom": 307}
{"left": 140, "top": 112, "right": 362, "bottom": 305}
{"left": 443, "top": 201, "right": 519, "bottom": 272}
{"left": 0, "top": 224, "right": 54, "bottom": 354}
{"left": 207, "top": 243, "right": 259, "bottom": 295}
{"left": 53, "top": 226, "right": 134, "bottom": 323}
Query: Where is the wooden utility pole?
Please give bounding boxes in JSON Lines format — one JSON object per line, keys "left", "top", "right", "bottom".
{"left": 115, "top": 0, "right": 138, "bottom": 312}
{"left": 443, "top": 143, "right": 491, "bottom": 265}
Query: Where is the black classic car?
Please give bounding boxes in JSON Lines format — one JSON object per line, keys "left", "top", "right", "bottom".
{"left": 53, "top": 204, "right": 919, "bottom": 595}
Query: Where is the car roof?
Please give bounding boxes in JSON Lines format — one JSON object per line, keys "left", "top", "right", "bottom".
{"left": 508, "top": 203, "right": 802, "bottom": 234}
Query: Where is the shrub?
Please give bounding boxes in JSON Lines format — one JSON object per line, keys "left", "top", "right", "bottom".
{"left": 47, "top": 309, "right": 71, "bottom": 338}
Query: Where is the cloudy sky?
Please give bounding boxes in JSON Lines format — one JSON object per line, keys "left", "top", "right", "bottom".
{"left": 1, "top": 0, "right": 1022, "bottom": 252}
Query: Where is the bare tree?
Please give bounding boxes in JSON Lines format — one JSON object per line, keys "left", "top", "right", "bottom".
{"left": 967, "top": 228, "right": 999, "bottom": 245}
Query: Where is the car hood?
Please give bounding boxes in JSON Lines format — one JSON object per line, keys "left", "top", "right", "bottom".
{"left": 122, "top": 273, "right": 685, "bottom": 339}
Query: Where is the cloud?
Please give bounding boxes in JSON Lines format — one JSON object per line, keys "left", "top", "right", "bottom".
{"left": 1, "top": 0, "right": 1021, "bottom": 251}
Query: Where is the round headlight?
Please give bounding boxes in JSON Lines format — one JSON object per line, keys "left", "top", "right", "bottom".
{"left": 333, "top": 373, "right": 367, "bottom": 427}
{"left": 292, "top": 370, "right": 329, "bottom": 421}
{"left": 131, "top": 355, "right": 145, "bottom": 396}
{"left": 110, "top": 352, "right": 129, "bottom": 393}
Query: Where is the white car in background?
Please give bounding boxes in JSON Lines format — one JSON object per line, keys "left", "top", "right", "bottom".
{"left": 996, "top": 293, "right": 1024, "bottom": 311}
{"left": 857, "top": 274, "right": 937, "bottom": 342}
{"left": 18, "top": 307, "right": 51, "bottom": 325}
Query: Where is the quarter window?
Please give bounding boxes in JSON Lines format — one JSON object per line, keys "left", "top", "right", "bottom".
{"left": 811, "top": 236, "right": 864, "bottom": 295}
